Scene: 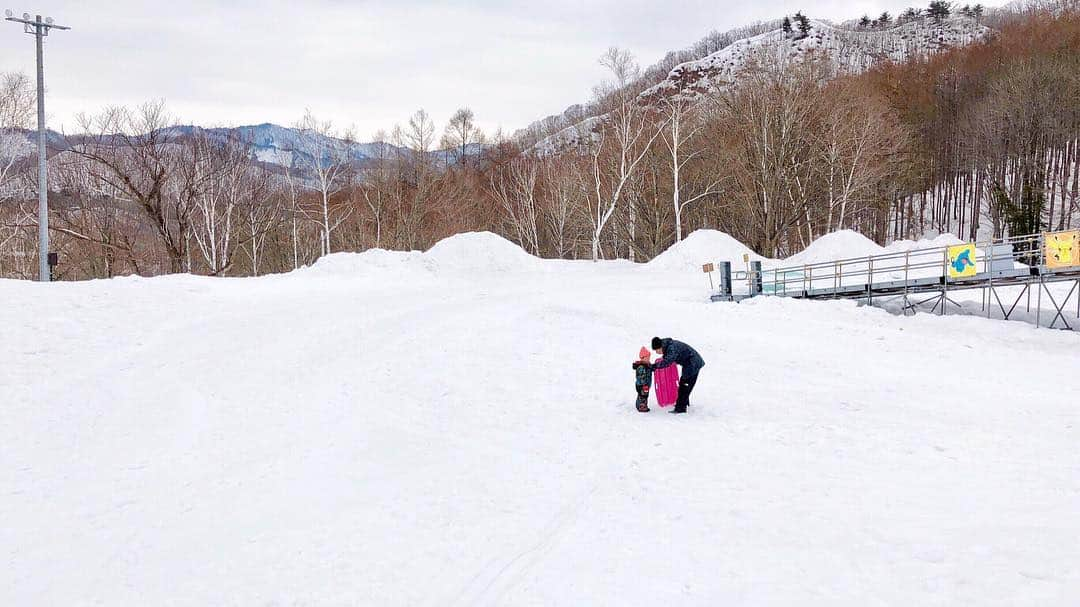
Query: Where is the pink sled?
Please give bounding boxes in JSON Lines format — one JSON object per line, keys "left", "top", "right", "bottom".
{"left": 653, "top": 361, "right": 679, "bottom": 408}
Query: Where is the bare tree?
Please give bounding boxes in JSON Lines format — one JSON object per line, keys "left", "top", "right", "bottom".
{"left": 587, "top": 48, "right": 668, "bottom": 260}
{"left": 238, "top": 164, "right": 282, "bottom": 276}
{"left": 0, "top": 72, "right": 34, "bottom": 272}
{"left": 490, "top": 156, "right": 541, "bottom": 254}
{"left": 184, "top": 132, "right": 255, "bottom": 275}
{"left": 660, "top": 96, "right": 724, "bottom": 241}
{"left": 0, "top": 72, "right": 33, "bottom": 198}
{"left": 540, "top": 156, "right": 587, "bottom": 258}
{"left": 715, "top": 52, "right": 827, "bottom": 256}
{"left": 441, "top": 107, "right": 484, "bottom": 166}
{"left": 359, "top": 130, "right": 395, "bottom": 249}
{"left": 51, "top": 160, "right": 143, "bottom": 278}
{"left": 69, "top": 101, "right": 192, "bottom": 273}
{"left": 394, "top": 109, "right": 439, "bottom": 249}
{"left": 819, "top": 81, "right": 908, "bottom": 232}
{"left": 295, "top": 110, "right": 351, "bottom": 257}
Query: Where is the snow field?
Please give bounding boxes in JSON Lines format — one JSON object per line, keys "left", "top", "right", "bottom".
{"left": 2, "top": 231, "right": 1079, "bottom": 605}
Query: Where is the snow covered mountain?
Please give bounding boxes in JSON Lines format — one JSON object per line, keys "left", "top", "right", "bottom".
{"left": 160, "top": 123, "right": 403, "bottom": 169}
{"left": 534, "top": 15, "right": 992, "bottom": 153}
{"left": 641, "top": 17, "right": 990, "bottom": 103}
{"left": 21, "top": 122, "right": 475, "bottom": 171}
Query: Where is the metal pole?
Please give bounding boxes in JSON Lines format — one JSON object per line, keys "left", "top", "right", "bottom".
{"left": 867, "top": 256, "right": 873, "bottom": 305}
{"left": 34, "top": 16, "right": 47, "bottom": 282}
{"left": 986, "top": 240, "right": 993, "bottom": 318}
{"left": 1036, "top": 234, "right": 1044, "bottom": 329}
{"left": 942, "top": 249, "right": 948, "bottom": 316}
{"left": 903, "top": 251, "right": 910, "bottom": 315}
{"left": 5, "top": 12, "right": 68, "bottom": 281}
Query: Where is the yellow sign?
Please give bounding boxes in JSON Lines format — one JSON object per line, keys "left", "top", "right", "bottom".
{"left": 1045, "top": 230, "right": 1080, "bottom": 269}
{"left": 947, "top": 243, "right": 978, "bottom": 278}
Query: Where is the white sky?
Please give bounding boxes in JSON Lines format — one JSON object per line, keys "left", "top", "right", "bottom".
{"left": 0, "top": 0, "right": 944, "bottom": 139}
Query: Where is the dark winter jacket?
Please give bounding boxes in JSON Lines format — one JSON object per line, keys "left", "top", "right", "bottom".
{"left": 632, "top": 361, "right": 653, "bottom": 388}
{"left": 652, "top": 338, "right": 705, "bottom": 377}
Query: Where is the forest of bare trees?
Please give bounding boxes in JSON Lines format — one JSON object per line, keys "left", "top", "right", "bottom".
{"left": 0, "top": 4, "right": 1077, "bottom": 280}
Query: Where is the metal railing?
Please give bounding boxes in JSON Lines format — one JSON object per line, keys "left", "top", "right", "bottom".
{"left": 713, "top": 232, "right": 1080, "bottom": 329}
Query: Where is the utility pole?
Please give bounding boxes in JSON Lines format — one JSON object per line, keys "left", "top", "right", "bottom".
{"left": 4, "top": 10, "right": 68, "bottom": 282}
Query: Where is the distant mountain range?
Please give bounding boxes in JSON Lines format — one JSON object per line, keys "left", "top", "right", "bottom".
{"left": 21, "top": 122, "right": 480, "bottom": 170}
{"left": 163, "top": 123, "right": 402, "bottom": 167}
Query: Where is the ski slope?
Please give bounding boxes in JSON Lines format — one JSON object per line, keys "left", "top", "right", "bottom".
{"left": 3, "top": 232, "right": 1080, "bottom": 605}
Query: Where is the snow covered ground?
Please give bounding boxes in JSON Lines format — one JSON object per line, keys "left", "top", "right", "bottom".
{"left": 3, "top": 232, "right": 1080, "bottom": 605}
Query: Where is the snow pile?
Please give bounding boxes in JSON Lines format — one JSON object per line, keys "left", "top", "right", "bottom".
{"left": 884, "top": 232, "right": 967, "bottom": 253}
{"left": 299, "top": 233, "right": 544, "bottom": 279}
{"left": 782, "top": 229, "right": 887, "bottom": 266}
{"left": 423, "top": 231, "right": 542, "bottom": 272}
{"left": 646, "top": 229, "right": 763, "bottom": 271}
{"left": 297, "top": 249, "right": 434, "bottom": 279}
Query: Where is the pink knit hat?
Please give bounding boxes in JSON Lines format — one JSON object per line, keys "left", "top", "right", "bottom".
{"left": 638, "top": 347, "right": 651, "bottom": 362}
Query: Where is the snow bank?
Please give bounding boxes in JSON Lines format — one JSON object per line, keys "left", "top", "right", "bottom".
{"left": 782, "top": 230, "right": 887, "bottom": 266}
{"left": 294, "top": 232, "right": 541, "bottom": 279}
{"left": 646, "top": 229, "right": 763, "bottom": 271}
{"left": 297, "top": 249, "right": 434, "bottom": 278}
{"left": 884, "top": 233, "right": 966, "bottom": 253}
{"left": 648, "top": 228, "right": 982, "bottom": 277}
{"left": 424, "top": 231, "right": 541, "bottom": 272}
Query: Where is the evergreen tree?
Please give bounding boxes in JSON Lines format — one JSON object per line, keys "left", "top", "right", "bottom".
{"left": 794, "top": 12, "right": 812, "bottom": 36}
{"left": 879, "top": 11, "right": 892, "bottom": 26}
{"left": 860, "top": 14, "right": 872, "bottom": 28}
{"left": 928, "top": 0, "right": 951, "bottom": 21}
{"left": 973, "top": 3, "right": 984, "bottom": 18}
{"left": 782, "top": 16, "right": 792, "bottom": 34}
{"left": 996, "top": 178, "right": 1046, "bottom": 263}
{"left": 901, "top": 7, "right": 923, "bottom": 22}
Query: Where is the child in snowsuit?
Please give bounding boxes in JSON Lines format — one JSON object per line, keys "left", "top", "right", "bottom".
{"left": 632, "top": 346, "right": 653, "bottom": 412}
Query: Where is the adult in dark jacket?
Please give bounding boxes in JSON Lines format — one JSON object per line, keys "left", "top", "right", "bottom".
{"left": 651, "top": 337, "right": 705, "bottom": 414}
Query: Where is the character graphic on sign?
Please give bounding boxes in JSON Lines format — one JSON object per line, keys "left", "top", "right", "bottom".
{"left": 951, "top": 249, "right": 974, "bottom": 274}
{"left": 947, "top": 244, "right": 978, "bottom": 278}
{"left": 1045, "top": 230, "right": 1079, "bottom": 269}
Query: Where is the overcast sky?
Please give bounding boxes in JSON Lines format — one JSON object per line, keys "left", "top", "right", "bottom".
{"left": 1, "top": 0, "right": 942, "bottom": 139}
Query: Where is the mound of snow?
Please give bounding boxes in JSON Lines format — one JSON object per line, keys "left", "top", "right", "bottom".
{"left": 647, "top": 230, "right": 764, "bottom": 271}
{"left": 884, "top": 233, "right": 966, "bottom": 254}
{"left": 424, "top": 231, "right": 541, "bottom": 272}
{"left": 297, "top": 249, "right": 434, "bottom": 279}
{"left": 783, "top": 230, "right": 886, "bottom": 266}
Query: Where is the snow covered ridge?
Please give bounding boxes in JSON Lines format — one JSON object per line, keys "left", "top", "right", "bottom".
{"left": 641, "top": 17, "right": 991, "bottom": 103}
